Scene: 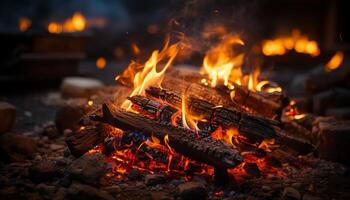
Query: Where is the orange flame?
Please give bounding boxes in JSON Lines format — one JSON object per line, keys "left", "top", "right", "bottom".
{"left": 121, "top": 36, "right": 183, "bottom": 110}
{"left": 258, "top": 139, "right": 279, "bottom": 152}
{"left": 325, "top": 51, "right": 343, "bottom": 72}
{"left": 48, "top": 12, "right": 86, "bottom": 34}
{"left": 211, "top": 127, "right": 239, "bottom": 147}
{"left": 19, "top": 17, "right": 31, "bottom": 32}
{"left": 262, "top": 29, "right": 320, "bottom": 57}
{"left": 201, "top": 34, "right": 244, "bottom": 87}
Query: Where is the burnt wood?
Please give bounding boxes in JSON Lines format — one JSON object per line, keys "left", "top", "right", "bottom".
{"left": 145, "top": 87, "right": 279, "bottom": 143}
{"left": 93, "top": 104, "right": 244, "bottom": 169}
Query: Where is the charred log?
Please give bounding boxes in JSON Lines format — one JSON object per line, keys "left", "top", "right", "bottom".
{"left": 144, "top": 87, "right": 279, "bottom": 143}
{"left": 93, "top": 104, "right": 244, "bottom": 169}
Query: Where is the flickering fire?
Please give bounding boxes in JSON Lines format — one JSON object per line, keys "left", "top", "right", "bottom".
{"left": 262, "top": 29, "right": 320, "bottom": 57}
{"left": 48, "top": 12, "right": 86, "bottom": 34}
{"left": 201, "top": 34, "right": 244, "bottom": 87}
{"left": 121, "top": 36, "right": 184, "bottom": 110}
{"left": 325, "top": 51, "right": 344, "bottom": 72}
{"left": 211, "top": 127, "right": 240, "bottom": 147}
{"left": 131, "top": 43, "right": 141, "bottom": 55}
{"left": 19, "top": 17, "right": 31, "bottom": 32}
{"left": 258, "top": 139, "right": 279, "bottom": 152}
{"left": 96, "top": 57, "right": 107, "bottom": 69}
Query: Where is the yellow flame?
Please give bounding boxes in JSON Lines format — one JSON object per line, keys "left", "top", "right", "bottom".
{"left": 202, "top": 34, "right": 244, "bottom": 87}
{"left": 96, "top": 57, "right": 107, "bottom": 69}
{"left": 87, "top": 100, "right": 93, "bottom": 106}
{"left": 211, "top": 127, "right": 239, "bottom": 147}
{"left": 19, "top": 17, "right": 31, "bottom": 32}
{"left": 294, "top": 113, "right": 306, "bottom": 120}
{"left": 48, "top": 12, "right": 86, "bottom": 34}
{"left": 121, "top": 36, "right": 182, "bottom": 110}
{"left": 325, "top": 51, "right": 343, "bottom": 72}
{"left": 258, "top": 139, "right": 279, "bottom": 152}
{"left": 262, "top": 29, "right": 320, "bottom": 57}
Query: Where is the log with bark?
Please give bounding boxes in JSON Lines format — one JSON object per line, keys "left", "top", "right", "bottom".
{"left": 134, "top": 90, "right": 279, "bottom": 143}
{"left": 230, "top": 82, "right": 285, "bottom": 119}
{"left": 92, "top": 103, "right": 244, "bottom": 169}
{"left": 131, "top": 93, "right": 314, "bottom": 155}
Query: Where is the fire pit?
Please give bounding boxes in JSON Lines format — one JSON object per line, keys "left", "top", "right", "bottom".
{"left": 1, "top": 1, "right": 350, "bottom": 200}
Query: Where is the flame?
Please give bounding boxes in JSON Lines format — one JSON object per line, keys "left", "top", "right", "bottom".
{"left": 211, "top": 127, "right": 239, "bottom": 147}
{"left": 48, "top": 12, "right": 86, "bottom": 34}
{"left": 258, "top": 139, "right": 279, "bottom": 152}
{"left": 325, "top": 51, "right": 343, "bottom": 72}
{"left": 181, "top": 93, "right": 199, "bottom": 132}
{"left": 71, "top": 12, "right": 86, "bottom": 31}
{"left": 96, "top": 57, "right": 107, "bottom": 69}
{"left": 48, "top": 22, "right": 62, "bottom": 34}
{"left": 262, "top": 29, "right": 320, "bottom": 57}
{"left": 202, "top": 34, "right": 244, "bottom": 87}
{"left": 256, "top": 80, "right": 282, "bottom": 93}
{"left": 87, "top": 100, "right": 94, "bottom": 106}
{"left": 131, "top": 43, "right": 141, "bottom": 55}
{"left": 293, "top": 113, "right": 306, "bottom": 120}
{"left": 19, "top": 17, "right": 31, "bottom": 32}
{"left": 121, "top": 36, "right": 183, "bottom": 110}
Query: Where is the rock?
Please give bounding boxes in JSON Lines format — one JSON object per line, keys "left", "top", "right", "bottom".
{"left": 66, "top": 153, "right": 107, "bottom": 185}
{"left": 36, "top": 183, "right": 56, "bottom": 196}
{"left": 0, "top": 102, "right": 16, "bottom": 134}
{"left": 67, "top": 183, "right": 115, "bottom": 200}
{"left": 42, "top": 122, "right": 60, "bottom": 139}
{"left": 61, "top": 77, "right": 104, "bottom": 98}
{"left": 262, "top": 185, "right": 272, "bottom": 191}
{"left": 102, "top": 186, "right": 121, "bottom": 196}
{"left": 128, "top": 169, "right": 141, "bottom": 180}
{"left": 53, "top": 188, "right": 67, "bottom": 200}
{"left": 0, "top": 133, "right": 38, "bottom": 163}
{"left": 244, "top": 163, "right": 261, "bottom": 177}
{"left": 302, "top": 194, "right": 322, "bottom": 200}
{"left": 55, "top": 99, "right": 89, "bottom": 133}
{"left": 312, "top": 119, "right": 350, "bottom": 165}
{"left": 282, "top": 187, "right": 301, "bottom": 200}
{"left": 50, "top": 144, "right": 65, "bottom": 151}
{"left": 29, "top": 160, "right": 59, "bottom": 183}
{"left": 178, "top": 182, "right": 207, "bottom": 200}
{"left": 144, "top": 174, "right": 167, "bottom": 186}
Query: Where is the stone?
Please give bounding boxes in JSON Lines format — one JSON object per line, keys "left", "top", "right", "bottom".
{"left": 0, "top": 133, "right": 38, "bottom": 163}
{"left": 312, "top": 119, "right": 350, "bottom": 165}
{"left": 50, "top": 144, "right": 65, "bottom": 151}
{"left": 128, "top": 169, "right": 141, "bottom": 180}
{"left": 42, "top": 122, "right": 60, "bottom": 139}
{"left": 0, "top": 102, "right": 16, "bottom": 134}
{"left": 35, "top": 183, "right": 56, "bottom": 195}
{"left": 178, "top": 182, "right": 207, "bottom": 200}
{"left": 244, "top": 163, "right": 261, "bottom": 177}
{"left": 144, "top": 174, "right": 166, "bottom": 186}
{"left": 66, "top": 153, "right": 107, "bottom": 185}
{"left": 29, "top": 160, "right": 59, "bottom": 183}
{"left": 61, "top": 77, "right": 104, "bottom": 98}
{"left": 302, "top": 194, "right": 322, "bottom": 200}
{"left": 282, "top": 187, "right": 301, "bottom": 200}
{"left": 325, "top": 107, "right": 350, "bottom": 119}
{"left": 67, "top": 183, "right": 115, "bottom": 200}
{"left": 55, "top": 99, "right": 89, "bottom": 133}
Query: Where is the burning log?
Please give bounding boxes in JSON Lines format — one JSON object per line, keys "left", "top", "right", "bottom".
{"left": 132, "top": 93, "right": 313, "bottom": 155}
{"left": 138, "top": 90, "right": 279, "bottom": 143}
{"left": 230, "top": 82, "right": 285, "bottom": 119}
{"left": 93, "top": 104, "right": 244, "bottom": 169}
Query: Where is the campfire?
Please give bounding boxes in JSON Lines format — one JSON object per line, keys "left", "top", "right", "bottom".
{"left": 1, "top": 1, "right": 349, "bottom": 199}
{"left": 65, "top": 33, "right": 318, "bottom": 187}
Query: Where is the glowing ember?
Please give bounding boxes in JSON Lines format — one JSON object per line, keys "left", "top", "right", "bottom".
{"left": 96, "top": 57, "right": 107, "bottom": 69}
{"left": 87, "top": 100, "right": 94, "bottom": 106}
{"left": 325, "top": 51, "right": 344, "bottom": 72}
{"left": 19, "top": 17, "right": 31, "bottom": 32}
{"left": 211, "top": 127, "right": 239, "bottom": 147}
{"left": 258, "top": 139, "right": 279, "bottom": 152}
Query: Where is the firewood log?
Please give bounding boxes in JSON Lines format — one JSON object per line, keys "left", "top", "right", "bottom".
{"left": 92, "top": 104, "right": 244, "bottom": 169}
